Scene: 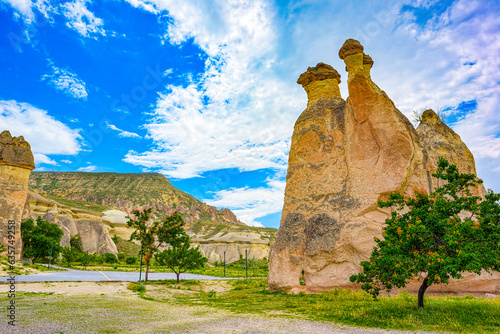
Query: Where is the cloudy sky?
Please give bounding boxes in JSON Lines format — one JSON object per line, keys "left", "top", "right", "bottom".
{"left": 1, "top": 0, "right": 499, "bottom": 228}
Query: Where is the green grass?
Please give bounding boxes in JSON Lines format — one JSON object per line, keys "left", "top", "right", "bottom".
{"left": 154, "top": 278, "right": 500, "bottom": 333}
{"left": 114, "top": 237, "right": 141, "bottom": 257}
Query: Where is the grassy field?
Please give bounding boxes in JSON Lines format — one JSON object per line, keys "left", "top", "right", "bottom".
{"left": 69, "top": 257, "right": 269, "bottom": 278}
{"left": 1, "top": 279, "right": 499, "bottom": 333}
{"left": 142, "top": 278, "right": 500, "bottom": 334}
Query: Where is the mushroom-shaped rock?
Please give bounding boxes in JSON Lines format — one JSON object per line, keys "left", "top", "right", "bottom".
{"left": 338, "top": 39, "right": 364, "bottom": 60}
{"left": 297, "top": 63, "right": 342, "bottom": 106}
{"left": 0, "top": 130, "right": 35, "bottom": 260}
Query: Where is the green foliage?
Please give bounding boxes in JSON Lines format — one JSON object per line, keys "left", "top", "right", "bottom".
{"left": 61, "top": 246, "right": 78, "bottom": 267}
{"left": 127, "top": 282, "right": 146, "bottom": 293}
{"left": 21, "top": 217, "right": 63, "bottom": 263}
{"left": 112, "top": 234, "right": 119, "bottom": 244}
{"left": 127, "top": 209, "right": 189, "bottom": 281}
{"left": 155, "top": 239, "right": 207, "bottom": 283}
{"left": 125, "top": 256, "right": 138, "bottom": 265}
{"left": 350, "top": 157, "right": 500, "bottom": 308}
{"left": 117, "top": 253, "right": 126, "bottom": 262}
{"left": 70, "top": 234, "right": 83, "bottom": 252}
{"left": 99, "top": 253, "right": 118, "bottom": 264}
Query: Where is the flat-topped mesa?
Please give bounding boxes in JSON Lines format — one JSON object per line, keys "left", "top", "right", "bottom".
{"left": 0, "top": 130, "right": 35, "bottom": 260}
{"left": 297, "top": 63, "right": 342, "bottom": 107}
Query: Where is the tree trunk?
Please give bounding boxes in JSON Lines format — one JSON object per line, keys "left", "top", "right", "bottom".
{"left": 176, "top": 272, "right": 180, "bottom": 283}
{"left": 418, "top": 277, "right": 429, "bottom": 308}
{"left": 145, "top": 260, "right": 150, "bottom": 282}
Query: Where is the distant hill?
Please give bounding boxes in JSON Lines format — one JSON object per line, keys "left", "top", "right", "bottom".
{"left": 29, "top": 171, "right": 245, "bottom": 226}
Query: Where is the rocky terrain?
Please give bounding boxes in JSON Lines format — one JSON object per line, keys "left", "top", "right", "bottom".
{"left": 29, "top": 171, "right": 244, "bottom": 226}
{"left": 0, "top": 130, "right": 35, "bottom": 260}
{"left": 268, "top": 39, "right": 496, "bottom": 293}
{"left": 27, "top": 171, "right": 275, "bottom": 262}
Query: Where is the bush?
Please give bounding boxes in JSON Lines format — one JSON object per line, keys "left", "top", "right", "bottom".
{"left": 100, "top": 253, "right": 118, "bottom": 264}
{"left": 118, "top": 253, "right": 126, "bottom": 262}
{"left": 125, "top": 256, "right": 138, "bottom": 265}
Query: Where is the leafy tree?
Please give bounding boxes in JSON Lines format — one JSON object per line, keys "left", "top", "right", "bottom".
{"left": 155, "top": 239, "right": 207, "bottom": 283}
{"left": 125, "top": 256, "right": 138, "bottom": 265}
{"left": 62, "top": 246, "right": 77, "bottom": 267}
{"left": 70, "top": 234, "right": 83, "bottom": 252}
{"left": 21, "top": 217, "right": 63, "bottom": 263}
{"left": 127, "top": 209, "right": 188, "bottom": 281}
{"left": 350, "top": 157, "right": 500, "bottom": 308}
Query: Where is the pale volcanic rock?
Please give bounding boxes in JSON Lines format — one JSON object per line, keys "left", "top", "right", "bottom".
{"left": 268, "top": 39, "right": 497, "bottom": 294}
{"left": 297, "top": 63, "right": 342, "bottom": 107}
{"left": 416, "top": 109, "right": 486, "bottom": 196}
{"left": 102, "top": 209, "right": 129, "bottom": 226}
{"left": 26, "top": 191, "right": 117, "bottom": 255}
{"left": 0, "top": 130, "right": 35, "bottom": 260}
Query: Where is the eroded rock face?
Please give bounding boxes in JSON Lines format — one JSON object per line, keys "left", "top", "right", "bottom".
{"left": 0, "top": 130, "right": 35, "bottom": 260}
{"left": 268, "top": 39, "right": 496, "bottom": 293}
{"left": 27, "top": 192, "right": 117, "bottom": 255}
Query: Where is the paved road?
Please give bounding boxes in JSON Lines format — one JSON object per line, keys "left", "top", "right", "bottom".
{"left": 0, "top": 267, "right": 232, "bottom": 282}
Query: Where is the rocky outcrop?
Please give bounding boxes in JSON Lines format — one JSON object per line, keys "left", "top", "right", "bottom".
{"left": 0, "top": 130, "right": 35, "bottom": 260}
{"left": 29, "top": 172, "right": 245, "bottom": 226}
{"left": 27, "top": 192, "right": 117, "bottom": 255}
{"left": 416, "top": 109, "right": 486, "bottom": 196}
{"left": 268, "top": 39, "right": 495, "bottom": 293}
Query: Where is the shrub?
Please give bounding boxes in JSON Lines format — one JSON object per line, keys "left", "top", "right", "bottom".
{"left": 125, "top": 256, "right": 138, "bottom": 265}
{"left": 118, "top": 253, "right": 126, "bottom": 262}
{"left": 100, "top": 253, "right": 118, "bottom": 264}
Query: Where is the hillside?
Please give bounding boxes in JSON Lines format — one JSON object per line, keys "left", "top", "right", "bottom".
{"left": 29, "top": 171, "right": 244, "bottom": 226}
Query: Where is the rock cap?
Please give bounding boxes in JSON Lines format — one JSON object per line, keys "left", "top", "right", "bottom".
{"left": 338, "top": 39, "right": 364, "bottom": 60}
{"left": 0, "top": 130, "right": 35, "bottom": 169}
{"left": 421, "top": 109, "right": 441, "bottom": 123}
{"left": 297, "top": 63, "right": 341, "bottom": 87}
{"left": 363, "top": 54, "right": 374, "bottom": 66}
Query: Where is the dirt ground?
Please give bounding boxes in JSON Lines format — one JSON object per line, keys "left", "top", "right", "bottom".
{"left": 0, "top": 281, "right": 437, "bottom": 334}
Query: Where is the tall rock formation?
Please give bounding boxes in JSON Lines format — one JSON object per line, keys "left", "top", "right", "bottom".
{"left": 268, "top": 39, "right": 494, "bottom": 293}
{"left": 0, "top": 130, "right": 35, "bottom": 260}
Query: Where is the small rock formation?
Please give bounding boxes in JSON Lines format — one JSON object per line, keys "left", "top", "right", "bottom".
{"left": 26, "top": 192, "right": 117, "bottom": 255}
{"left": 0, "top": 130, "right": 35, "bottom": 260}
{"left": 268, "top": 39, "right": 494, "bottom": 293}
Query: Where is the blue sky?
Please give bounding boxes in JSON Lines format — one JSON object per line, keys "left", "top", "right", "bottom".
{"left": 1, "top": 0, "right": 499, "bottom": 228}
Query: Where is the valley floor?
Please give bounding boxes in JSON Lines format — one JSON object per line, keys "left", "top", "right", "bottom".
{"left": 0, "top": 281, "right": 435, "bottom": 334}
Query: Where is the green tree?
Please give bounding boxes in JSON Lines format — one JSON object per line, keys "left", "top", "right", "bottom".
{"left": 70, "top": 234, "right": 83, "bottom": 252}
{"left": 127, "top": 209, "right": 188, "bottom": 281}
{"left": 155, "top": 239, "right": 207, "bottom": 283}
{"left": 350, "top": 157, "right": 500, "bottom": 308}
{"left": 21, "top": 217, "right": 63, "bottom": 263}
{"left": 62, "top": 246, "right": 77, "bottom": 267}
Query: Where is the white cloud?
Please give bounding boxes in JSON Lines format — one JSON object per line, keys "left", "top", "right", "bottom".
{"left": 42, "top": 61, "right": 88, "bottom": 99}
{"left": 77, "top": 165, "right": 96, "bottom": 172}
{"left": 34, "top": 153, "right": 57, "bottom": 165}
{"left": 106, "top": 122, "right": 141, "bottom": 138}
{"left": 122, "top": 0, "right": 500, "bottom": 223}
{"left": 1, "top": 0, "right": 55, "bottom": 24}
{"left": 0, "top": 100, "right": 82, "bottom": 155}
{"left": 205, "top": 177, "right": 286, "bottom": 227}
{"left": 60, "top": 159, "right": 73, "bottom": 164}
{"left": 61, "top": 0, "right": 106, "bottom": 39}
{"left": 123, "top": 0, "right": 302, "bottom": 179}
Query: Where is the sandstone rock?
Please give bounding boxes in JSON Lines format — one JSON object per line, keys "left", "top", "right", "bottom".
{"left": 297, "top": 63, "right": 341, "bottom": 107}
{"left": 416, "top": 109, "right": 486, "bottom": 196}
{"left": 26, "top": 191, "right": 117, "bottom": 255}
{"left": 102, "top": 209, "right": 129, "bottom": 226}
{"left": 268, "top": 39, "right": 497, "bottom": 294}
{"left": 0, "top": 130, "right": 35, "bottom": 260}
